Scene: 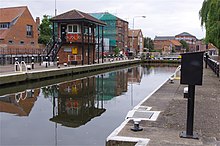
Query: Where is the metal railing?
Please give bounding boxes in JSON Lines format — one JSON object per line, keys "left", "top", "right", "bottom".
{"left": 204, "top": 54, "right": 219, "bottom": 77}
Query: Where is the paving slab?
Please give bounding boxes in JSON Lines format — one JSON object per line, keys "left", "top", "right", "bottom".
{"left": 107, "top": 65, "right": 220, "bottom": 146}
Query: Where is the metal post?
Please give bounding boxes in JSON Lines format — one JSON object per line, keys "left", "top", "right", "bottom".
{"left": 205, "top": 53, "right": 208, "bottom": 68}
{"left": 88, "top": 26, "right": 90, "bottom": 65}
{"left": 15, "top": 57, "right": 18, "bottom": 71}
{"left": 57, "top": 56, "right": 60, "bottom": 68}
{"left": 180, "top": 85, "right": 198, "bottom": 139}
{"left": 98, "top": 26, "right": 100, "bottom": 64}
{"left": 101, "top": 26, "right": 104, "bottom": 63}
{"left": 31, "top": 56, "right": 34, "bottom": 69}
{"left": 46, "top": 56, "right": 48, "bottom": 68}
{"left": 81, "top": 22, "right": 84, "bottom": 65}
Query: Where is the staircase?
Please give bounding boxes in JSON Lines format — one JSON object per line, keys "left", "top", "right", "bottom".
{"left": 42, "top": 38, "right": 63, "bottom": 62}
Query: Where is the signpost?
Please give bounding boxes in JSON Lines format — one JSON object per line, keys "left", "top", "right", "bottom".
{"left": 180, "top": 51, "right": 204, "bottom": 139}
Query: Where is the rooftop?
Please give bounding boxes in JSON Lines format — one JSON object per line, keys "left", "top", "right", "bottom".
{"left": 51, "top": 9, "right": 106, "bottom": 26}
{"left": 154, "top": 36, "right": 175, "bottom": 41}
{"left": 175, "top": 32, "right": 196, "bottom": 38}
{"left": 0, "top": 6, "right": 26, "bottom": 23}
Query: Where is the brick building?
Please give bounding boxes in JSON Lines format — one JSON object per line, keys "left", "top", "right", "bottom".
{"left": 90, "top": 12, "right": 128, "bottom": 55}
{"left": 175, "top": 32, "right": 197, "bottom": 52}
{"left": 128, "top": 29, "right": 144, "bottom": 55}
{"left": 50, "top": 9, "right": 105, "bottom": 64}
{"left": 154, "top": 36, "right": 182, "bottom": 54}
{"left": 0, "top": 6, "right": 40, "bottom": 64}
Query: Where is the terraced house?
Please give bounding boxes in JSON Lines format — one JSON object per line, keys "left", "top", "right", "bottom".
{"left": 0, "top": 6, "right": 40, "bottom": 65}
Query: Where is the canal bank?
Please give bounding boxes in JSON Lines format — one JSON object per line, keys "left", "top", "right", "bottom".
{"left": 0, "top": 60, "right": 140, "bottom": 86}
{"left": 106, "top": 66, "right": 220, "bottom": 146}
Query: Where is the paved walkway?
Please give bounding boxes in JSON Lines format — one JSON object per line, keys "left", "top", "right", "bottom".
{"left": 107, "top": 65, "right": 220, "bottom": 146}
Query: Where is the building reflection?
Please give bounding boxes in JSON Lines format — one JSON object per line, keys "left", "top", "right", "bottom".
{"left": 127, "top": 66, "right": 143, "bottom": 84}
{"left": 0, "top": 89, "right": 40, "bottom": 116}
{"left": 49, "top": 77, "right": 106, "bottom": 128}
{"left": 49, "top": 69, "right": 132, "bottom": 128}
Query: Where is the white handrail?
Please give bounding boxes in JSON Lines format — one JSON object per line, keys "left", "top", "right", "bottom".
{"left": 173, "top": 65, "right": 181, "bottom": 79}
{"left": 20, "top": 61, "right": 27, "bottom": 72}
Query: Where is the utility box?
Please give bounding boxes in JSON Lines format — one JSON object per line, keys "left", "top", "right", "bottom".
{"left": 180, "top": 52, "right": 204, "bottom": 85}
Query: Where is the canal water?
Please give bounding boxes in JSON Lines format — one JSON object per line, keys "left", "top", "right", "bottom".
{"left": 0, "top": 65, "right": 176, "bottom": 146}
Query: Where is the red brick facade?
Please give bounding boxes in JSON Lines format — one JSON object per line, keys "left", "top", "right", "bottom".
{"left": 0, "top": 6, "right": 39, "bottom": 55}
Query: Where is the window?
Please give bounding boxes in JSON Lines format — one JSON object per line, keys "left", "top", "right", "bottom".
{"left": 20, "top": 41, "right": 24, "bottom": 44}
{"left": 26, "top": 25, "right": 33, "bottom": 37}
{"left": 0, "top": 23, "right": 9, "bottom": 29}
{"left": 31, "top": 41, "right": 35, "bottom": 45}
{"left": 67, "top": 24, "right": 80, "bottom": 33}
{"left": 8, "top": 40, "right": 13, "bottom": 44}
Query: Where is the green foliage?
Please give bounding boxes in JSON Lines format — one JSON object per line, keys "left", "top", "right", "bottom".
{"left": 114, "top": 47, "right": 120, "bottom": 55}
{"left": 144, "top": 37, "right": 154, "bottom": 51}
{"left": 180, "top": 40, "right": 189, "bottom": 52}
{"left": 199, "top": 0, "right": 220, "bottom": 54}
{"left": 38, "top": 15, "right": 52, "bottom": 45}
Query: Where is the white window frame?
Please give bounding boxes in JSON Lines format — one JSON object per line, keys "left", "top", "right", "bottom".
{"left": 67, "top": 24, "right": 80, "bottom": 34}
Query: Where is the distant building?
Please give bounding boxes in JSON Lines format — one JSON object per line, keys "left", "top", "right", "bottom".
{"left": 90, "top": 12, "right": 128, "bottom": 55}
{"left": 50, "top": 9, "right": 105, "bottom": 64}
{"left": 0, "top": 6, "right": 40, "bottom": 64}
{"left": 175, "top": 32, "right": 197, "bottom": 52}
{"left": 154, "top": 36, "right": 182, "bottom": 54}
{"left": 128, "top": 29, "right": 144, "bottom": 54}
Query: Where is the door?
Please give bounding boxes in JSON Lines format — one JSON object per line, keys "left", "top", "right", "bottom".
{"left": 61, "top": 24, "right": 67, "bottom": 42}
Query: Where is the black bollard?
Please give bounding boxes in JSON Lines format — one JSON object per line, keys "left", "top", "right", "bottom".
{"left": 31, "top": 56, "right": 34, "bottom": 69}
{"left": 45, "top": 56, "right": 48, "bottom": 68}
{"left": 15, "top": 57, "right": 18, "bottom": 71}
{"left": 57, "top": 56, "right": 60, "bottom": 68}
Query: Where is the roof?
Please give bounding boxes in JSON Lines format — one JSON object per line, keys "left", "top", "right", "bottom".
{"left": 154, "top": 36, "right": 175, "bottom": 41}
{"left": 128, "top": 29, "right": 142, "bottom": 37}
{"left": 0, "top": 6, "right": 26, "bottom": 23}
{"left": 170, "top": 40, "right": 181, "bottom": 46}
{"left": 175, "top": 32, "right": 196, "bottom": 38}
{"left": 51, "top": 9, "right": 106, "bottom": 26}
{"left": 90, "top": 12, "right": 128, "bottom": 22}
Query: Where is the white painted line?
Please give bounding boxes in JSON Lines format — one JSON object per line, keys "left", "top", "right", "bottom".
{"left": 107, "top": 119, "right": 130, "bottom": 141}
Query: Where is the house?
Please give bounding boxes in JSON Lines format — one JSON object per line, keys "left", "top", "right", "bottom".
{"left": 90, "top": 12, "right": 128, "bottom": 55}
{"left": 175, "top": 32, "right": 197, "bottom": 52}
{"left": 0, "top": 6, "right": 40, "bottom": 64}
{"left": 154, "top": 36, "right": 182, "bottom": 54}
{"left": 50, "top": 9, "right": 106, "bottom": 64}
{"left": 128, "top": 29, "right": 144, "bottom": 55}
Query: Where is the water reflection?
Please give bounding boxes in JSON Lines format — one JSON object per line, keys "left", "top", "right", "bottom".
{"left": 47, "top": 67, "right": 139, "bottom": 127}
{"left": 0, "top": 89, "right": 40, "bottom": 116}
{"left": 0, "top": 65, "right": 176, "bottom": 146}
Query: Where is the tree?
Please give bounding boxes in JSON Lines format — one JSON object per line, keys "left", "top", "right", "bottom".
{"left": 180, "top": 40, "right": 189, "bottom": 52}
{"left": 199, "top": 0, "right": 220, "bottom": 55}
{"left": 38, "top": 15, "right": 52, "bottom": 45}
{"left": 144, "top": 37, "right": 154, "bottom": 51}
{"left": 114, "top": 47, "right": 120, "bottom": 56}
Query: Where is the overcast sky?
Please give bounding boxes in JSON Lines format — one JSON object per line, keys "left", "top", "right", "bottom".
{"left": 1, "top": 0, "right": 205, "bottom": 39}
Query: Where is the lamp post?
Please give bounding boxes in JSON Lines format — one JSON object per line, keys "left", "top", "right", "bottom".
{"left": 131, "top": 16, "right": 146, "bottom": 56}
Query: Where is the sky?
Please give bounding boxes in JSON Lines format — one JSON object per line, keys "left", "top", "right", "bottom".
{"left": 0, "top": 0, "right": 206, "bottom": 39}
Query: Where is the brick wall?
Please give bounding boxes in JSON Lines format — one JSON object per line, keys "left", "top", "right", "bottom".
{"left": 2, "top": 8, "right": 39, "bottom": 54}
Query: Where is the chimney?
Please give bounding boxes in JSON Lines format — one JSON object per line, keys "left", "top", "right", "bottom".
{"left": 36, "top": 17, "right": 40, "bottom": 27}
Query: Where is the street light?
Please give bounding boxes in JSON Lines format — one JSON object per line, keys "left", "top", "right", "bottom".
{"left": 131, "top": 16, "right": 146, "bottom": 56}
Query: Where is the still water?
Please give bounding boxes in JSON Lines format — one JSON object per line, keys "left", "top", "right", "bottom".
{"left": 0, "top": 65, "right": 176, "bottom": 146}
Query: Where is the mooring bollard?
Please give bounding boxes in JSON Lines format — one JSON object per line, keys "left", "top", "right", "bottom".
{"left": 57, "top": 56, "right": 60, "bottom": 68}
{"left": 131, "top": 119, "right": 143, "bottom": 132}
{"left": 15, "top": 57, "right": 18, "bottom": 71}
{"left": 31, "top": 56, "right": 34, "bottom": 69}
{"left": 45, "top": 56, "right": 48, "bottom": 68}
